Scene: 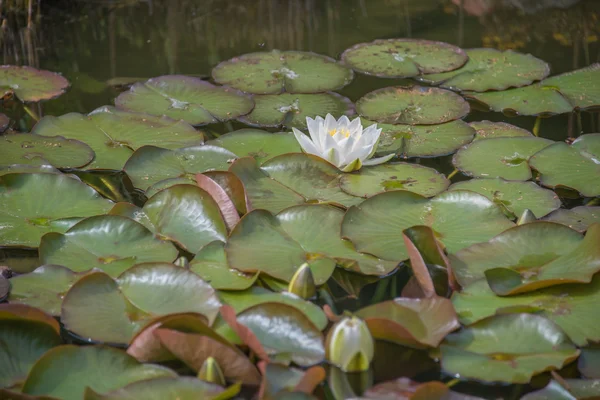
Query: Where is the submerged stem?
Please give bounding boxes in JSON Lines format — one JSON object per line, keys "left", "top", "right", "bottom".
{"left": 447, "top": 169, "right": 459, "bottom": 180}
{"left": 532, "top": 116, "right": 542, "bottom": 137}
{"left": 23, "top": 104, "right": 40, "bottom": 122}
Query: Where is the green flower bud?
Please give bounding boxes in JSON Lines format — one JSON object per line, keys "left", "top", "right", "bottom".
{"left": 287, "top": 263, "right": 316, "bottom": 299}
{"left": 326, "top": 316, "right": 374, "bottom": 372}
{"left": 517, "top": 209, "right": 537, "bottom": 225}
{"left": 174, "top": 256, "right": 190, "bottom": 268}
{"left": 198, "top": 356, "right": 226, "bottom": 386}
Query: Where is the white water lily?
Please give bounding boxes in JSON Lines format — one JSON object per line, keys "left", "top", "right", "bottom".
{"left": 292, "top": 114, "right": 394, "bottom": 172}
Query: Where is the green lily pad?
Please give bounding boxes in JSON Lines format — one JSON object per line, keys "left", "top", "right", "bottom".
{"left": 123, "top": 145, "right": 236, "bottom": 190}
{"left": 21, "top": 345, "right": 175, "bottom": 400}
{"left": 7, "top": 264, "right": 86, "bottom": 316}
{"left": 229, "top": 157, "right": 305, "bottom": 213}
{"left": 212, "top": 50, "right": 353, "bottom": 94}
{"left": 31, "top": 106, "right": 204, "bottom": 170}
{"left": 452, "top": 137, "right": 553, "bottom": 180}
{"left": 448, "top": 178, "right": 560, "bottom": 218}
{"left": 226, "top": 205, "right": 398, "bottom": 281}
{"left": 529, "top": 136, "right": 600, "bottom": 197}
{"left": 419, "top": 48, "right": 549, "bottom": 92}
{"left": 0, "top": 65, "right": 69, "bottom": 102}
{"left": 452, "top": 274, "right": 600, "bottom": 346}
{"left": 450, "top": 222, "right": 600, "bottom": 295}
{"left": 0, "top": 164, "right": 61, "bottom": 177}
{"left": 145, "top": 177, "right": 196, "bottom": 198}
{"left": 469, "top": 121, "right": 533, "bottom": 140}
{"left": 210, "top": 129, "right": 301, "bottom": 163}
{"left": 189, "top": 241, "right": 258, "bottom": 291}
{"left": 238, "top": 92, "right": 354, "bottom": 129}
{"left": 0, "top": 133, "right": 94, "bottom": 168}
{"left": 465, "top": 63, "right": 600, "bottom": 116}
{"left": 84, "top": 377, "right": 227, "bottom": 400}
{"left": 371, "top": 119, "right": 475, "bottom": 158}
{"left": 543, "top": 206, "right": 600, "bottom": 232}
{"left": 355, "top": 297, "right": 460, "bottom": 348}
{"left": 39, "top": 215, "right": 178, "bottom": 277}
{"left": 341, "top": 190, "right": 514, "bottom": 261}
{"left": 339, "top": 162, "right": 449, "bottom": 198}
{"left": 260, "top": 153, "right": 361, "bottom": 207}
{"left": 0, "top": 173, "right": 113, "bottom": 248}
{"left": 356, "top": 86, "right": 469, "bottom": 125}
{"left": 440, "top": 313, "right": 579, "bottom": 384}
{"left": 260, "top": 363, "right": 325, "bottom": 399}
{"left": 521, "top": 379, "right": 600, "bottom": 400}
{"left": 341, "top": 39, "right": 467, "bottom": 78}
{"left": 115, "top": 75, "right": 254, "bottom": 126}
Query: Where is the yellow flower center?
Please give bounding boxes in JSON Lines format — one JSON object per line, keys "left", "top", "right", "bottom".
{"left": 329, "top": 128, "right": 351, "bottom": 138}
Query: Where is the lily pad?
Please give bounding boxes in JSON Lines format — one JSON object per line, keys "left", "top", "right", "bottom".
{"left": 0, "top": 173, "right": 113, "bottom": 248}
{"left": 0, "top": 65, "right": 69, "bottom": 102}
{"left": 371, "top": 119, "right": 475, "bottom": 158}
{"left": 212, "top": 50, "right": 353, "bottom": 94}
{"left": 123, "top": 145, "right": 236, "bottom": 190}
{"left": 341, "top": 39, "right": 467, "bottom": 78}
{"left": 189, "top": 241, "right": 258, "bottom": 291}
{"left": 341, "top": 190, "right": 514, "bottom": 261}
{"left": 543, "top": 206, "right": 600, "bottom": 232}
{"left": 210, "top": 129, "right": 301, "bottom": 163}
{"left": 521, "top": 379, "right": 600, "bottom": 400}
{"left": 452, "top": 274, "right": 600, "bottom": 346}
{"left": 39, "top": 215, "right": 178, "bottom": 277}
{"left": 84, "top": 377, "right": 227, "bottom": 400}
{"left": 452, "top": 137, "right": 553, "bottom": 180}
{"left": 0, "top": 133, "right": 94, "bottom": 168}
{"left": 448, "top": 178, "right": 560, "bottom": 218}
{"left": 529, "top": 136, "right": 600, "bottom": 197}
{"left": 21, "top": 345, "right": 175, "bottom": 400}
{"left": 31, "top": 106, "right": 204, "bottom": 170}
{"left": 0, "top": 164, "right": 61, "bottom": 177}
{"left": 355, "top": 297, "right": 460, "bottom": 348}
{"left": 238, "top": 92, "right": 354, "bottom": 129}
{"left": 115, "top": 75, "right": 254, "bottom": 126}
{"left": 440, "top": 313, "right": 579, "bottom": 384}
{"left": 579, "top": 346, "right": 600, "bottom": 378}
{"left": 469, "top": 121, "right": 533, "bottom": 140}
{"left": 450, "top": 222, "right": 600, "bottom": 294}
{"left": 339, "top": 162, "right": 450, "bottom": 198}
{"left": 419, "top": 48, "right": 549, "bottom": 92}
{"left": 356, "top": 86, "right": 469, "bottom": 125}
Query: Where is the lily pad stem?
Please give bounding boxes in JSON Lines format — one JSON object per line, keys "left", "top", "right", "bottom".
{"left": 23, "top": 104, "right": 40, "bottom": 122}
{"left": 371, "top": 277, "right": 390, "bottom": 303}
{"left": 532, "top": 116, "right": 541, "bottom": 137}
{"left": 318, "top": 286, "right": 339, "bottom": 315}
{"left": 446, "top": 378, "right": 460, "bottom": 388}
{"left": 447, "top": 169, "right": 459, "bottom": 180}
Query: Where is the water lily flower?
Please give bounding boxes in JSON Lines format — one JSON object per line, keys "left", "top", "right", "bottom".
{"left": 292, "top": 114, "right": 394, "bottom": 172}
{"left": 326, "top": 315, "right": 374, "bottom": 372}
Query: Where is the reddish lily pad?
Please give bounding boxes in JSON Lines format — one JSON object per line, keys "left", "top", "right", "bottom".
{"left": 0, "top": 65, "right": 69, "bottom": 102}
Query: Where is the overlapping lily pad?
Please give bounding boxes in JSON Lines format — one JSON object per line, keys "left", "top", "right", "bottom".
{"left": 0, "top": 133, "right": 94, "bottom": 168}
{"left": 469, "top": 121, "right": 533, "bottom": 140}
{"left": 210, "top": 129, "right": 300, "bottom": 163}
{"left": 419, "top": 48, "right": 549, "bottom": 92}
{"left": 522, "top": 379, "right": 600, "bottom": 400}
{"left": 453, "top": 137, "right": 553, "bottom": 180}
{"left": 32, "top": 106, "right": 204, "bottom": 170}
{"left": 356, "top": 86, "right": 469, "bottom": 125}
{"left": 115, "top": 75, "right": 254, "bottom": 126}
{"left": 0, "top": 65, "right": 69, "bottom": 102}
{"left": 0, "top": 173, "right": 113, "bottom": 247}
{"left": 450, "top": 222, "right": 600, "bottom": 294}
{"left": 123, "top": 145, "right": 236, "bottom": 190}
{"left": 84, "top": 377, "right": 228, "bottom": 400}
{"left": 342, "top": 190, "right": 514, "bottom": 261}
{"left": 39, "top": 215, "right": 178, "bottom": 277}
{"left": 238, "top": 92, "right": 354, "bottom": 129}
{"left": 440, "top": 313, "right": 579, "bottom": 383}
{"left": 341, "top": 39, "right": 467, "bottom": 78}
{"left": 543, "top": 206, "right": 600, "bottom": 232}
{"left": 529, "top": 135, "right": 600, "bottom": 197}
{"left": 448, "top": 178, "right": 560, "bottom": 218}
{"left": 212, "top": 50, "right": 353, "bottom": 94}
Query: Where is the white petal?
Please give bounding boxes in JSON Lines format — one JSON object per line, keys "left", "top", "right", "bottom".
{"left": 345, "top": 144, "right": 372, "bottom": 163}
{"left": 324, "top": 114, "right": 338, "bottom": 135}
{"left": 322, "top": 129, "right": 339, "bottom": 152}
{"left": 362, "top": 153, "right": 395, "bottom": 166}
{"left": 361, "top": 125, "right": 382, "bottom": 145}
{"left": 324, "top": 146, "right": 342, "bottom": 167}
{"left": 306, "top": 118, "right": 324, "bottom": 150}
{"left": 349, "top": 116, "right": 363, "bottom": 132}
{"left": 292, "top": 128, "right": 321, "bottom": 156}
{"left": 337, "top": 115, "right": 351, "bottom": 130}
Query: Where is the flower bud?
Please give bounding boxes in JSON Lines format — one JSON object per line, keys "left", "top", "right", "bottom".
{"left": 517, "top": 209, "right": 536, "bottom": 225}
{"left": 198, "top": 356, "right": 226, "bottom": 386}
{"left": 174, "top": 256, "right": 190, "bottom": 268}
{"left": 326, "top": 316, "right": 374, "bottom": 372}
{"left": 287, "top": 263, "right": 316, "bottom": 299}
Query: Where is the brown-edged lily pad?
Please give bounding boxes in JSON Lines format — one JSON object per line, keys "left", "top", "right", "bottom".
{"left": 0, "top": 65, "right": 69, "bottom": 102}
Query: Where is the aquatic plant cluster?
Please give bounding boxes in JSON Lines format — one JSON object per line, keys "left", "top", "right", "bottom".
{"left": 0, "top": 38, "right": 600, "bottom": 399}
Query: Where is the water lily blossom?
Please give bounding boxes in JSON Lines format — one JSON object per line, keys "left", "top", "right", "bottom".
{"left": 292, "top": 114, "right": 394, "bottom": 172}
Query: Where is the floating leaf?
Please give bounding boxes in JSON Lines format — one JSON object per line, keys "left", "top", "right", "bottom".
{"left": 194, "top": 174, "right": 240, "bottom": 230}
{"left": 259, "top": 363, "right": 325, "bottom": 398}
{"left": 0, "top": 65, "right": 69, "bottom": 102}
{"left": 210, "top": 129, "right": 300, "bottom": 164}
{"left": 39, "top": 215, "right": 178, "bottom": 277}
{"left": 542, "top": 206, "right": 600, "bottom": 232}
{"left": 32, "top": 106, "right": 203, "bottom": 170}
{"left": 0, "top": 133, "right": 94, "bottom": 168}
{"left": 448, "top": 178, "right": 560, "bottom": 218}
{"left": 212, "top": 50, "right": 353, "bottom": 94}
{"left": 419, "top": 48, "right": 549, "bottom": 92}
{"left": 84, "top": 377, "right": 227, "bottom": 400}
{"left": 115, "top": 75, "right": 254, "bottom": 126}
{"left": 468, "top": 121, "right": 533, "bottom": 140}
{"left": 453, "top": 137, "right": 553, "bottom": 180}
{"left": 521, "top": 379, "right": 600, "bottom": 400}
{"left": 0, "top": 173, "right": 113, "bottom": 247}
{"left": 21, "top": 345, "right": 175, "bottom": 400}
{"left": 339, "top": 162, "right": 449, "bottom": 198}
{"left": 342, "top": 190, "right": 514, "bottom": 261}
{"left": 341, "top": 39, "right": 467, "bottom": 78}
{"left": 123, "top": 145, "right": 236, "bottom": 190}
{"left": 440, "top": 313, "right": 579, "bottom": 384}
{"left": 238, "top": 92, "right": 354, "bottom": 129}
{"left": 0, "top": 164, "right": 61, "bottom": 177}
{"left": 356, "top": 86, "right": 469, "bottom": 125}
{"left": 364, "top": 377, "right": 485, "bottom": 400}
